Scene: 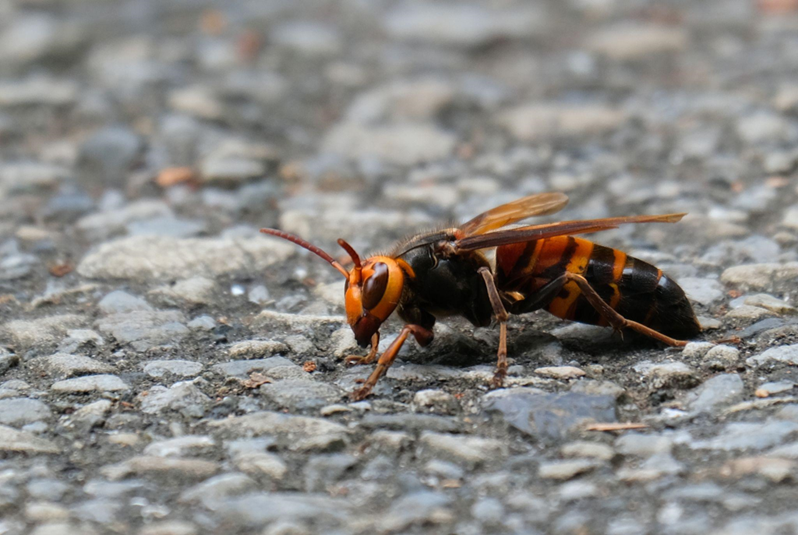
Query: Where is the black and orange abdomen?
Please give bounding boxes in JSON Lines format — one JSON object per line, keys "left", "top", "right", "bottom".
{"left": 495, "top": 236, "right": 700, "bottom": 339}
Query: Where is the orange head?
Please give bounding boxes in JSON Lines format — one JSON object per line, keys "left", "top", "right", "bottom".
{"left": 260, "top": 229, "right": 405, "bottom": 347}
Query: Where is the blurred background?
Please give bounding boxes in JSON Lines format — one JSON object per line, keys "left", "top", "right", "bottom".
{"left": 2, "top": 0, "right": 797, "bottom": 270}
{"left": 3, "top": 0, "right": 798, "bottom": 534}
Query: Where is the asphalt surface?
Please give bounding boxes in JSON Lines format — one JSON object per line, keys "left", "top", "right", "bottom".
{"left": 2, "top": 0, "right": 798, "bottom": 534}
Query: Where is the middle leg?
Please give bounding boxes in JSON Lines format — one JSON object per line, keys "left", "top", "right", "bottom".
{"left": 478, "top": 267, "right": 510, "bottom": 388}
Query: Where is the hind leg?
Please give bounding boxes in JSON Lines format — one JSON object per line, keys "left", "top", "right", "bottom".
{"left": 564, "top": 272, "right": 688, "bottom": 347}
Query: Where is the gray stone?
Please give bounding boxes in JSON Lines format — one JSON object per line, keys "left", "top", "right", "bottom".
{"left": 180, "top": 317, "right": 211, "bottom": 332}
{"left": 776, "top": 405, "right": 798, "bottom": 422}
{"left": 736, "top": 112, "right": 789, "bottom": 145}
{"left": 151, "top": 277, "right": 217, "bottom": 306}
{"left": 703, "top": 345, "right": 741, "bottom": 368}
{"left": 0, "top": 379, "right": 30, "bottom": 399}
{"left": 101, "top": 456, "right": 219, "bottom": 482}
{"left": 471, "top": 496, "right": 504, "bottom": 525}
{"left": 26, "top": 500, "right": 68, "bottom": 522}
{"left": 57, "top": 329, "right": 104, "bottom": 353}
{"left": 207, "top": 411, "right": 348, "bottom": 443}
{"left": 67, "top": 399, "right": 111, "bottom": 430}
{"left": 304, "top": 454, "right": 357, "bottom": 491}
{"left": 331, "top": 328, "right": 358, "bottom": 358}
{"left": 51, "top": 374, "right": 130, "bottom": 394}
{"left": 384, "top": 3, "right": 543, "bottom": 46}
{"left": 360, "top": 455, "right": 395, "bottom": 481}
{"left": 617, "top": 453, "right": 685, "bottom": 482}
{"left": 534, "top": 366, "right": 586, "bottom": 380}
{"left": 96, "top": 310, "right": 188, "bottom": 351}
{"left": 686, "top": 373, "right": 744, "bottom": 413}
{"left": 77, "top": 200, "right": 172, "bottom": 239}
{"left": 27, "top": 479, "right": 70, "bottom": 501}
{"left": 322, "top": 122, "right": 456, "bottom": 166}
{"left": 690, "top": 421, "right": 798, "bottom": 451}
{"left": 126, "top": 216, "right": 205, "bottom": 238}
{"left": 379, "top": 491, "right": 452, "bottom": 532}
{"left": 679, "top": 277, "right": 725, "bottom": 306}
{"left": 233, "top": 452, "right": 288, "bottom": 480}
{"left": 0, "top": 424, "right": 58, "bottom": 453}
{"left": 633, "top": 360, "right": 699, "bottom": 389}
{"left": 561, "top": 441, "right": 615, "bottom": 461}
{"left": 260, "top": 379, "right": 342, "bottom": 410}
{"left": 83, "top": 479, "right": 145, "bottom": 499}
{"left": 179, "top": 472, "right": 256, "bottom": 507}
{"left": 248, "top": 285, "right": 270, "bottom": 305}
{"left": 756, "top": 381, "right": 794, "bottom": 397}
{"left": 766, "top": 441, "right": 798, "bottom": 459}
{"left": 143, "top": 360, "right": 203, "bottom": 379}
{"left": 80, "top": 126, "right": 141, "bottom": 173}
{"left": 138, "top": 521, "right": 198, "bottom": 535}
{"left": 212, "top": 356, "right": 297, "bottom": 378}
{"left": 559, "top": 480, "right": 601, "bottom": 501}
{"left": 361, "top": 413, "right": 461, "bottom": 433}
{"left": 721, "top": 263, "right": 798, "bottom": 290}
{"left": 71, "top": 498, "right": 121, "bottom": 524}
{"left": 169, "top": 86, "right": 224, "bottom": 120}
{"left": 143, "top": 435, "right": 215, "bottom": 457}
{"left": 587, "top": 23, "right": 687, "bottom": 60}
{"left": 539, "top": 459, "right": 600, "bottom": 480}
{"left": 615, "top": 433, "right": 673, "bottom": 456}
{"left": 412, "top": 389, "right": 457, "bottom": 412}
{"left": 97, "top": 290, "right": 152, "bottom": 314}
{"left": 726, "top": 305, "right": 775, "bottom": 321}
{"left": 211, "top": 492, "right": 351, "bottom": 528}
{"left": 228, "top": 341, "right": 290, "bottom": 359}
{"left": 3, "top": 314, "right": 86, "bottom": 350}
{"left": 0, "top": 14, "right": 80, "bottom": 66}
{"left": 0, "top": 398, "right": 51, "bottom": 426}
{"left": 498, "top": 103, "right": 626, "bottom": 142}
{"left": 78, "top": 235, "right": 294, "bottom": 281}
{"left": 424, "top": 459, "right": 464, "bottom": 480}
{"left": 369, "top": 430, "right": 412, "bottom": 452}
{"left": 138, "top": 381, "right": 210, "bottom": 418}
{"left": 345, "top": 78, "right": 455, "bottom": 124}
{"left": 0, "top": 249, "right": 38, "bottom": 280}
{"left": 419, "top": 431, "right": 507, "bottom": 466}
{"left": 483, "top": 388, "right": 616, "bottom": 440}
{"left": 33, "top": 353, "right": 113, "bottom": 378}
{"left": 570, "top": 380, "right": 625, "bottom": 399}
{"left": 737, "top": 294, "right": 797, "bottom": 315}
{"left": 0, "top": 350, "right": 19, "bottom": 375}
{"left": 747, "top": 345, "right": 798, "bottom": 366}
{"left": 0, "top": 161, "right": 70, "bottom": 193}
{"left": 200, "top": 157, "right": 265, "bottom": 183}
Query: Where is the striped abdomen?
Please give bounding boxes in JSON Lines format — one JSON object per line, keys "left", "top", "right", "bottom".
{"left": 495, "top": 236, "right": 700, "bottom": 339}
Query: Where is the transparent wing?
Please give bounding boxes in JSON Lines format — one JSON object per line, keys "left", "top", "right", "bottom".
{"left": 457, "top": 192, "right": 569, "bottom": 237}
{"left": 454, "top": 213, "right": 686, "bottom": 252}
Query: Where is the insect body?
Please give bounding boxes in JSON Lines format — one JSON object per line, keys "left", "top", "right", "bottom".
{"left": 261, "top": 192, "right": 700, "bottom": 400}
{"left": 496, "top": 236, "right": 700, "bottom": 339}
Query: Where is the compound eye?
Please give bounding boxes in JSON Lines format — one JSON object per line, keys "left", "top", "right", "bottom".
{"left": 362, "top": 262, "right": 389, "bottom": 310}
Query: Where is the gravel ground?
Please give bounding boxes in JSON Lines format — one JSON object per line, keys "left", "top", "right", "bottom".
{"left": 2, "top": 0, "right": 798, "bottom": 533}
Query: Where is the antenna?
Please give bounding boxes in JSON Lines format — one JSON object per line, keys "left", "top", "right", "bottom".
{"left": 337, "top": 239, "right": 362, "bottom": 269}
{"left": 260, "top": 228, "right": 349, "bottom": 278}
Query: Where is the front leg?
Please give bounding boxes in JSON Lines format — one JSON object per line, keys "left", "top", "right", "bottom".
{"left": 478, "top": 267, "right": 510, "bottom": 389}
{"left": 344, "top": 332, "right": 380, "bottom": 366}
{"left": 350, "top": 324, "right": 433, "bottom": 401}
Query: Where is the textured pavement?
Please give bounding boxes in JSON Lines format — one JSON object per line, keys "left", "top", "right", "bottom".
{"left": 2, "top": 0, "right": 798, "bottom": 534}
